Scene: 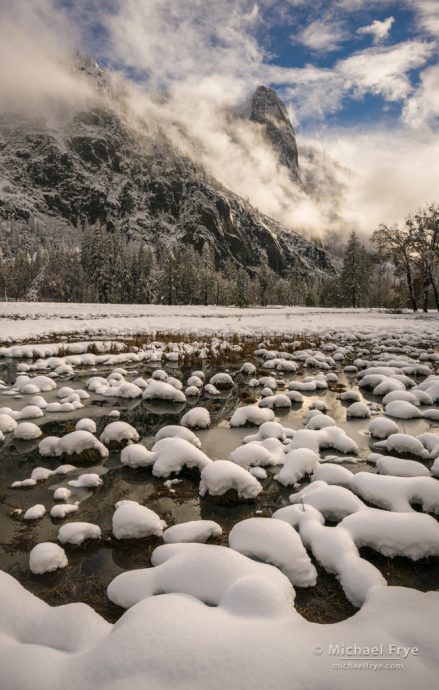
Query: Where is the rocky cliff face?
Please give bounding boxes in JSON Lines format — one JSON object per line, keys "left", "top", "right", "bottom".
{"left": 248, "top": 85, "right": 300, "bottom": 183}
{"left": 0, "top": 60, "right": 332, "bottom": 277}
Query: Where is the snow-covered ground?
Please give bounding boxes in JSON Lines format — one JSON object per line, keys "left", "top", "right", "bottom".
{"left": 1, "top": 306, "right": 439, "bottom": 689}
{"left": 0, "top": 303, "right": 438, "bottom": 343}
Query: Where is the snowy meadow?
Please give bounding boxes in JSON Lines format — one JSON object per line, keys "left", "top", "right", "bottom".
{"left": 1, "top": 305, "right": 439, "bottom": 689}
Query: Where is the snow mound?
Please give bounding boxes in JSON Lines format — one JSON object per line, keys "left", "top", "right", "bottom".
{"left": 50, "top": 503, "right": 79, "bottom": 519}
{"left": 112, "top": 500, "right": 166, "bottom": 539}
{"left": 229, "top": 441, "right": 284, "bottom": 469}
{"left": 289, "top": 482, "right": 365, "bottom": 521}
{"left": 23, "top": 504, "right": 46, "bottom": 520}
{"left": 368, "top": 417, "right": 399, "bottom": 439}
{"left": 229, "top": 517, "right": 316, "bottom": 587}
{"left": 58, "top": 522, "right": 101, "bottom": 545}
{"left": 199, "top": 460, "right": 262, "bottom": 500}
{"left": 120, "top": 444, "right": 155, "bottom": 468}
{"left": 68, "top": 473, "right": 102, "bottom": 489}
{"left": 100, "top": 422, "right": 139, "bottom": 447}
{"left": 346, "top": 402, "right": 370, "bottom": 419}
{"left": 142, "top": 381, "right": 186, "bottom": 403}
{"left": 163, "top": 520, "right": 222, "bottom": 544}
{"left": 29, "top": 543, "right": 68, "bottom": 574}
{"left": 274, "top": 448, "right": 320, "bottom": 487}
{"left": 351, "top": 472, "right": 439, "bottom": 513}
{"left": 230, "top": 405, "right": 275, "bottom": 427}
{"left": 0, "top": 413, "right": 17, "bottom": 433}
{"left": 385, "top": 401, "right": 422, "bottom": 419}
{"left": 14, "top": 422, "right": 42, "bottom": 440}
{"left": 386, "top": 433, "right": 429, "bottom": 458}
{"left": 107, "top": 542, "right": 293, "bottom": 610}
{"left": 181, "top": 407, "right": 211, "bottom": 429}
{"left": 155, "top": 424, "right": 201, "bottom": 447}
{"left": 151, "top": 437, "right": 212, "bottom": 477}
{"left": 39, "top": 430, "right": 109, "bottom": 460}
{"left": 75, "top": 418, "right": 97, "bottom": 433}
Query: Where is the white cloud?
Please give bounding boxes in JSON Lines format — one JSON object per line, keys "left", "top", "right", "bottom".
{"left": 0, "top": 0, "right": 95, "bottom": 113}
{"left": 305, "top": 128, "right": 439, "bottom": 235}
{"left": 294, "top": 18, "right": 348, "bottom": 52}
{"left": 408, "top": 0, "right": 439, "bottom": 37}
{"left": 357, "top": 16, "right": 395, "bottom": 44}
{"left": 403, "top": 63, "right": 439, "bottom": 128}
{"left": 338, "top": 41, "right": 434, "bottom": 101}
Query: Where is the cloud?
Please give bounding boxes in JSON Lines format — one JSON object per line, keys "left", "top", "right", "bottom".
{"left": 409, "top": 0, "right": 439, "bottom": 37}
{"left": 402, "top": 63, "right": 439, "bottom": 128}
{"left": 0, "top": 0, "right": 95, "bottom": 114}
{"left": 339, "top": 41, "right": 434, "bottom": 101}
{"left": 306, "top": 128, "right": 439, "bottom": 234}
{"left": 294, "top": 18, "right": 348, "bottom": 52}
{"left": 357, "top": 16, "right": 395, "bottom": 44}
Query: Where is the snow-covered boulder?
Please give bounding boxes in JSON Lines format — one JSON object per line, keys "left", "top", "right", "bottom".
{"left": 100, "top": 421, "right": 139, "bottom": 449}
{"left": 23, "top": 504, "right": 46, "bottom": 520}
{"left": 385, "top": 401, "right": 422, "bottom": 419}
{"left": 112, "top": 500, "right": 166, "bottom": 539}
{"left": 163, "top": 520, "right": 222, "bottom": 544}
{"left": 29, "top": 543, "right": 68, "bottom": 574}
{"left": 368, "top": 417, "right": 399, "bottom": 439}
{"left": 346, "top": 402, "right": 370, "bottom": 419}
{"left": 209, "top": 373, "right": 234, "bottom": 389}
{"left": 0, "top": 413, "right": 17, "bottom": 433}
{"left": 199, "top": 461, "right": 262, "bottom": 501}
{"left": 229, "top": 518, "right": 316, "bottom": 587}
{"left": 154, "top": 425, "right": 201, "bottom": 447}
{"left": 151, "top": 437, "right": 211, "bottom": 478}
{"left": 58, "top": 522, "right": 101, "bottom": 545}
{"left": 142, "top": 381, "right": 186, "bottom": 403}
{"left": 120, "top": 444, "right": 155, "bottom": 469}
{"left": 40, "top": 430, "right": 109, "bottom": 463}
{"left": 229, "top": 406, "right": 275, "bottom": 427}
{"left": 13, "top": 422, "right": 42, "bottom": 440}
{"left": 181, "top": 407, "right": 211, "bottom": 429}
{"left": 274, "top": 449, "right": 320, "bottom": 487}
{"left": 68, "top": 473, "right": 102, "bottom": 489}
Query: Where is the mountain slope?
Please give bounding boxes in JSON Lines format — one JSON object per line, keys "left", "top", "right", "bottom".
{"left": 0, "top": 58, "right": 333, "bottom": 277}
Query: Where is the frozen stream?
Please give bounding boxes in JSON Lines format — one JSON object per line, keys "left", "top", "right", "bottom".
{"left": 1, "top": 342, "right": 438, "bottom": 624}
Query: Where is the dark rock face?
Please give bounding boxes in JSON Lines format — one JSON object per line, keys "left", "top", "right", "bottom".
{"left": 0, "top": 74, "right": 332, "bottom": 277}
{"left": 248, "top": 86, "right": 300, "bottom": 183}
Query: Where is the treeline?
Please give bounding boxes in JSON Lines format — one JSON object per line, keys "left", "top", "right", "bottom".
{"left": 0, "top": 204, "right": 437, "bottom": 309}
{"left": 320, "top": 203, "right": 439, "bottom": 312}
{"left": 0, "top": 226, "right": 318, "bottom": 306}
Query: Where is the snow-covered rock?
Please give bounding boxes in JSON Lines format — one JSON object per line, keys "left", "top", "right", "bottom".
{"left": 151, "top": 437, "right": 211, "bottom": 477}
{"left": 154, "top": 425, "right": 201, "bottom": 447}
{"left": 181, "top": 407, "right": 211, "bottom": 429}
{"left": 274, "top": 449, "right": 320, "bottom": 486}
{"left": 112, "top": 500, "right": 166, "bottom": 539}
{"left": 229, "top": 517, "right": 316, "bottom": 587}
{"left": 199, "top": 461, "right": 262, "bottom": 500}
{"left": 142, "top": 381, "right": 186, "bottom": 403}
{"left": 13, "top": 422, "right": 42, "bottom": 440}
{"left": 29, "top": 543, "right": 68, "bottom": 574}
{"left": 163, "top": 520, "right": 222, "bottom": 544}
{"left": 100, "top": 421, "right": 139, "bottom": 448}
{"left": 23, "top": 504, "right": 46, "bottom": 520}
{"left": 58, "top": 522, "right": 101, "bottom": 545}
{"left": 229, "top": 405, "right": 275, "bottom": 427}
